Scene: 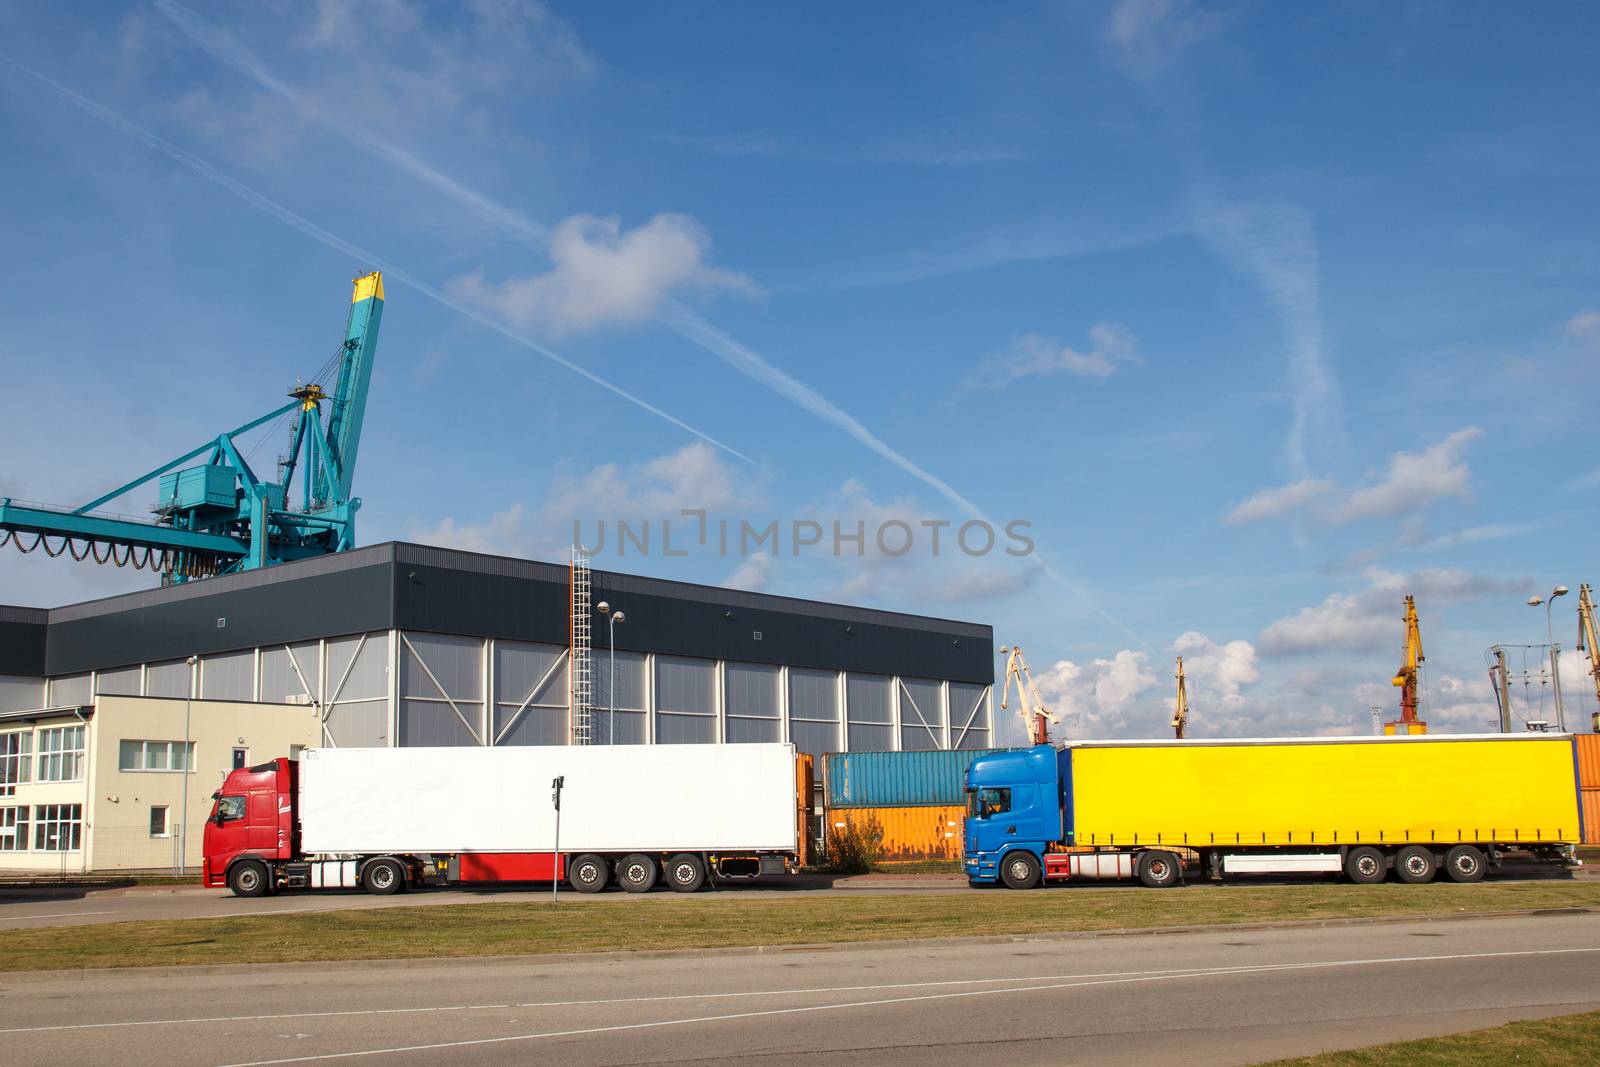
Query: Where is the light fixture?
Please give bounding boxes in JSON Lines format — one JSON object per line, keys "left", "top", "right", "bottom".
{"left": 597, "top": 601, "right": 611, "bottom": 615}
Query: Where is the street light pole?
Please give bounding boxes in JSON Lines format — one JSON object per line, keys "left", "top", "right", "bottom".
{"left": 179, "top": 654, "right": 198, "bottom": 877}
{"left": 596, "top": 603, "right": 625, "bottom": 744}
{"left": 1528, "top": 587, "right": 1569, "bottom": 732}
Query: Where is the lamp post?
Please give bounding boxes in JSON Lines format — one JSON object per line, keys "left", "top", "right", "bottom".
{"left": 1527, "top": 586, "right": 1569, "bottom": 732}
{"left": 179, "top": 654, "right": 198, "bottom": 876}
{"left": 596, "top": 602, "right": 626, "bottom": 744}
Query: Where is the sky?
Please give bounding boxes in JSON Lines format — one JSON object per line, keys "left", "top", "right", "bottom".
{"left": 1, "top": 1, "right": 1597, "bottom": 744}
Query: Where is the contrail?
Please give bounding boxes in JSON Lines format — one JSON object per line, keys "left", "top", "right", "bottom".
{"left": 0, "top": 54, "right": 749, "bottom": 463}
{"left": 153, "top": 4, "right": 1143, "bottom": 644}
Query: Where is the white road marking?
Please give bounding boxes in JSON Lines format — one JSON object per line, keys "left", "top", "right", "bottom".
{"left": 0, "top": 962, "right": 1295, "bottom": 1033}
{"left": 197, "top": 946, "right": 1600, "bottom": 1066}
{"left": 0, "top": 911, "right": 115, "bottom": 922}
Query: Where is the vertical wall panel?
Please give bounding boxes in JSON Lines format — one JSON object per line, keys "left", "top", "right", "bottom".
{"left": 950, "top": 682, "right": 990, "bottom": 749}
{"left": 144, "top": 662, "right": 191, "bottom": 699}
{"left": 788, "top": 667, "right": 840, "bottom": 758}
{"left": 201, "top": 650, "right": 255, "bottom": 701}
{"left": 325, "top": 633, "right": 389, "bottom": 747}
{"left": 655, "top": 656, "right": 716, "bottom": 745}
{"left": 492, "top": 640, "right": 568, "bottom": 746}
{"left": 899, "top": 678, "right": 946, "bottom": 751}
{"left": 0, "top": 676, "right": 45, "bottom": 713}
{"left": 94, "top": 666, "right": 142, "bottom": 697}
{"left": 49, "top": 673, "right": 92, "bottom": 707}
{"left": 400, "top": 633, "right": 483, "bottom": 746}
{"left": 846, "top": 674, "right": 894, "bottom": 752}
{"left": 726, "top": 662, "right": 781, "bottom": 743}
{"left": 260, "top": 643, "right": 322, "bottom": 705}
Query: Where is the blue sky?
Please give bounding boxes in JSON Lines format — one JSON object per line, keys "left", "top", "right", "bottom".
{"left": 2, "top": 1, "right": 1596, "bottom": 742}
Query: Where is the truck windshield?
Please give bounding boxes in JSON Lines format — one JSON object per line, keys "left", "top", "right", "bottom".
{"left": 215, "top": 796, "right": 246, "bottom": 822}
{"left": 967, "top": 788, "right": 1010, "bottom": 819}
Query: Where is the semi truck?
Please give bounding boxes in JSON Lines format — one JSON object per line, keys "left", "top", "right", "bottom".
{"left": 203, "top": 744, "right": 810, "bottom": 897}
{"left": 964, "top": 734, "right": 1585, "bottom": 889}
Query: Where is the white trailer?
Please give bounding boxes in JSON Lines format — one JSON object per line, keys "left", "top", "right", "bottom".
{"left": 203, "top": 743, "right": 807, "bottom": 897}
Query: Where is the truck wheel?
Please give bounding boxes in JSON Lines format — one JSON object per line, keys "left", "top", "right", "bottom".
{"left": 666, "top": 853, "right": 707, "bottom": 893}
{"left": 228, "top": 859, "right": 270, "bottom": 898}
{"left": 1443, "top": 845, "right": 1486, "bottom": 883}
{"left": 569, "top": 854, "right": 609, "bottom": 894}
{"left": 999, "top": 850, "right": 1041, "bottom": 890}
{"left": 617, "top": 853, "right": 659, "bottom": 893}
{"left": 1137, "top": 850, "right": 1181, "bottom": 888}
{"left": 362, "top": 857, "right": 407, "bottom": 895}
{"left": 1394, "top": 845, "right": 1436, "bottom": 885}
{"left": 1345, "top": 846, "right": 1386, "bottom": 884}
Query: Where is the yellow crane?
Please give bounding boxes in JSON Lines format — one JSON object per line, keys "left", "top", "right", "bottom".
{"left": 998, "top": 645, "right": 1060, "bottom": 745}
{"left": 1578, "top": 583, "right": 1600, "bottom": 733}
{"left": 1386, "top": 595, "right": 1427, "bottom": 735}
{"left": 1172, "top": 656, "right": 1189, "bottom": 739}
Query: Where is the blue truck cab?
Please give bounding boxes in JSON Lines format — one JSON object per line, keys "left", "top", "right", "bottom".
{"left": 963, "top": 744, "right": 1067, "bottom": 888}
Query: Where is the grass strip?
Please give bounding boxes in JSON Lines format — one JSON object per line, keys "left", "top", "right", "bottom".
{"left": 1, "top": 880, "right": 1596, "bottom": 973}
{"left": 1263, "top": 1007, "right": 1600, "bottom": 1065}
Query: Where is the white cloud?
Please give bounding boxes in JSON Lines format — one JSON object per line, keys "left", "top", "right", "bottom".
{"left": 1199, "top": 204, "right": 1340, "bottom": 482}
{"left": 1224, "top": 477, "right": 1334, "bottom": 525}
{"left": 1336, "top": 427, "right": 1481, "bottom": 521}
{"left": 968, "top": 323, "right": 1141, "bottom": 389}
{"left": 1565, "top": 310, "right": 1600, "bottom": 349}
{"left": 824, "top": 479, "right": 1041, "bottom": 605}
{"left": 1104, "top": 0, "right": 1222, "bottom": 81}
{"left": 1259, "top": 566, "right": 1522, "bottom": 655}
{"left": 1226, "top": 427, "right": 1483, "bottom": 527}
{"left": 415, "top": 442, "right": 757, "bottom": 560}
{"left": 1173, "top": 631, "right": 1259, "bottom": 700}
{"left": 448, "top": 214, "right": 757, "bottom": 337}
{"left": 723, "top": 553, "right": 773, "bottom": 592}
{"left": 1030, "top": 649, "right": 1161, "bottom": 738}
{"left": 1571, "top": 468, "right": 1600, "bottom": 492}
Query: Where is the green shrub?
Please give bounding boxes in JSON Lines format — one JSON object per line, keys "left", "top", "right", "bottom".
{"left": 823, "top": 812, "right": 885, "bottom": 874}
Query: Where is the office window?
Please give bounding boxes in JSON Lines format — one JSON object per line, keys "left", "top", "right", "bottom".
{"left": 149, "top": 806, "right": 170, "bottom": 838}
{"left": 1, "top": 732, "right": 30, "bottom": 796}
{"left": 33, "top": 804, "right": 82, "bottom": 851}
{"left": 118, "top": 740, "right": 194, "bottom": 773}
{"left": 0, "top": 806, "right": 26, "bottom": 851}
{"left": 36, "top": 726, "right": 85, "bottom": 782}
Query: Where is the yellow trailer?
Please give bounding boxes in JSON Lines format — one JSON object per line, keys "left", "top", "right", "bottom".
{"left": 964, "top": 735, "right": 1584, "bottom": 889}
{"left": 1070, "top": 734, "right": 1583, "bottom": 850}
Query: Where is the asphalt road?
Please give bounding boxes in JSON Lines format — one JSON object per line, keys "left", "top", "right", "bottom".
{"left": 2, "top": 912, "right": 1598, "bottom": 1065}
{"left": 0, "top": 865, "right": 1588, "bottom": 929}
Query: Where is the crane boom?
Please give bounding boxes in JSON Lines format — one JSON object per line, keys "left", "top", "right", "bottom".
{"left": 1172, "top": 656, "right": 1189, "bottom": 739}
{"left": 1579, "top": 583, "right": 1600, "bottom": 733}
{"left": 998, "top": 645, "right": 1060, "bottom": 746}
{"left": 1386, "top": 595, "right": 1427, "bottom": 735}
{"left": 0, "top": 272, "right": 384, "bottom": 583}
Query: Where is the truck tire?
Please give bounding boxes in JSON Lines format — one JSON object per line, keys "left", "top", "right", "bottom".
{"left": 362, "top": 857, "right": 407, "bottom": 895}
{"left": 617, "top": 853, "right": 659, "bottom": 893}
{"left": 1443, "top": 844, "right": 1486, "bottom": 883}
{"left": 228, "top": 859, "right": 270, "bottom": 898}
{"left": 1345, "top": 846, "right": 1385, "bottom": 884}
{"left": 666, "top": 853, "right": 707, "bottom": 893}
{"left": 1394, "top": 845, "right": 1436, "bottom": 884}
{"left": 999, "top": 850, "right": 1041, "bottom": 890}
{"left": 1137, "top": 850, "right": 1182, "bottom": 888}
{"left": 569, "top": 854, "right": 609, "bottom": 894}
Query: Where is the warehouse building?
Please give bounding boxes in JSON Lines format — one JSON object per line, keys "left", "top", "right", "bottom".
{"left": 0, "top": 542, "right": 994, "bottom": 870}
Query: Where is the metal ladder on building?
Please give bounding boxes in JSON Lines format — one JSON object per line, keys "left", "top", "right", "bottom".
{"left": 569, "top": 546, "right": 593, "bottom": 745}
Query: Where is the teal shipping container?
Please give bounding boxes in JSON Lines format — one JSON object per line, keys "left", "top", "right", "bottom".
{"left": 824, "top": 749, "right": 1010, "bottom": 808}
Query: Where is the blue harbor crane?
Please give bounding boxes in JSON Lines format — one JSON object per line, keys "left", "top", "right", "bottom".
{"left": 0, "top": 272, "right": 385, "bottom": 583}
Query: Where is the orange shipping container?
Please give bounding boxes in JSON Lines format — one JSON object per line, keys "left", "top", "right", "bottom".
{"left": 1576, "top": 735, "right": 1600, "bottom": 791}
{"left": 1583, "top": 789, "right": 1600, "bottom": 846}
{"left": 826, "top": 805, "right": 965, "bottom": 862}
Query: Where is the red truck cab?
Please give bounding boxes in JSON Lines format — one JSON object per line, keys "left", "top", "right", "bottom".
{"left": 203, "top": 758, "right": 296, "bottom": 890}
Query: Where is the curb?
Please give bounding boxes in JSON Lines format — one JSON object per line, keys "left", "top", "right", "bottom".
{"left": 10, "top": 906, "right": 1596, "bottom": 983}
